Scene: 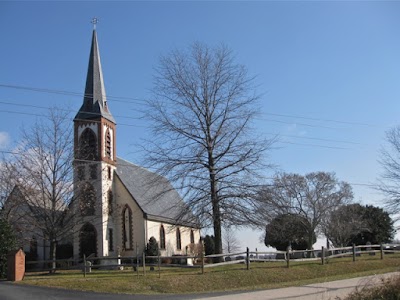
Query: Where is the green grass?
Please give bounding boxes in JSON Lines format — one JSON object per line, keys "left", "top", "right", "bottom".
{"left": 19, "top": 254, "right": 400, "bottom": 295}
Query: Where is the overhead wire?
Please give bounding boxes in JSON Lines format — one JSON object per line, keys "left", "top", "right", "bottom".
{"left": 261, "top": 112, "right": 375, "bottom": 127}
{"left": 0, "top": 107, "right": 365, "bottom": 148}
{"left": 0, "top": 83, "right": 376, "bottom": 127}
{"left": 0, "top": 109, "right": 147, "bottom": 128}
{"left": 264, "top": 132, "right": 365, "bottom": 146}
{"left": 0, "top": 150, "right": 380, "bottom": 190}
{"left": 0, "top": 83, "right": 148, "bottom": 105}
{"left": 0, "top": 83, "right": 375, "bottom": 149}
{"left": 0, "top": 100, "right": 144, "bottom": 120}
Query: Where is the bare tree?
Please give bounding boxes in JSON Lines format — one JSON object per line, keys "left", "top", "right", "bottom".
{"left": 144, "top": 42, "right": 274, "bottom": 256}
{"left": 257, "top": 172, "right": 353, "bottom": 250}
{"left": 223, "top": 225, "right": 241, "bottom": 254}
{"left": 4, "top": 108, "right": 76, "bottom": 271}
{"left": 324, "top": 204, "right": 367, "bottom": 247}
{"left": 379, "top": 126, "right": 400, "bottom": 217}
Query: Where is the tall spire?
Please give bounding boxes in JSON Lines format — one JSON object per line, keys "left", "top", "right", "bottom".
{"left": 75, "top": 28, "right": 115, "bottom": 123}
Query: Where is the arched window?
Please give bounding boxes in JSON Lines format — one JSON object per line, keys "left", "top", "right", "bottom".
{"left": 79, "top": 223, "right": 97, "bottom": 258}
{"left": 176, "top": 228, "right": 181, "bottom": 250}
{"left": 159, "top": 225, "right": 166, "bottom": 249}
{"left": 80, "top": 182, "right": 95, "bottom": 216}
{"left": 122, "top": 205, "right": 133, "bottom": 250}
{"left": 79, "top": 128, "right": 97, "bottom": 160}
{"left": 105, "top": 128, "right": 112, "bottom": 159}
{"left": 190, "top": 230, "right": 195, "bottom": 244}
{"left": 108, "top": 228, "right": 114, "bottom": 252}
{"left": 108, "top": 190, "right": 113, "bottom": 215}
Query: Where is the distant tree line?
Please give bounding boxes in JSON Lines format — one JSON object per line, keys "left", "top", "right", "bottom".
{"left": 259, "top": 172, "right": 394, "bottom": 251}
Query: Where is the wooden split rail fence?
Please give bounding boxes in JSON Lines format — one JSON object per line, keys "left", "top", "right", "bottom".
{"left": 25, "top": 243, "right": 400, "bottom": 277}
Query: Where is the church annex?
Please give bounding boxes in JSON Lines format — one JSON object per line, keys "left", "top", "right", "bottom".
{"left": 73, "top": 28, "right": 200, "bottom": 260}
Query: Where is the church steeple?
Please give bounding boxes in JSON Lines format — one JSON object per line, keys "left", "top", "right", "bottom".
{"left": 74, "top": 29, "right": 115, "bottom": 123}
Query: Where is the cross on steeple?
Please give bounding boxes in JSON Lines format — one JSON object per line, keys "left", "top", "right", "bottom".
{"left": 91, "top": 17, "right": 99, "bottom": 30}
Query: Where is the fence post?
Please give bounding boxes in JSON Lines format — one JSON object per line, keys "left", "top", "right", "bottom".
{"left": 142, "top": 252, "right": 146, "bottom": 276}
{"left": 201, "top": 241, "right": 205, "bottom": 274}
{"left": 286, "top": 246, "right": 290, "bottom": 269}
{"left": 352, "top": 244, "right": 356, "bottom": 262}
{"left": 158, "top": 252, "right": 161, "bottom": 278}
{"left": 246, "top": 247, "right": 250, "bottom": 270}
{"left": 321, "top": 246, "right": 325, "bottom": 265}
{"left": 136, "top": 244, "right": 139, "bottom": 277}
{"left": 380, "top": 244, "right": 384, "bottom": 260}
{"left": 83, "top": 254, "right": 86, "bottom": 278}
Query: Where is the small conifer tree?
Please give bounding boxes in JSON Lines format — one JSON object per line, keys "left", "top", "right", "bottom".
{"left": 145, "top": 236, "right": 159, "bottom": 263}
{"left": 0, "top": 218, "right": 17, "bottom": 278}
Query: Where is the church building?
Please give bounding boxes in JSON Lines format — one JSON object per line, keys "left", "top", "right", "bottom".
{"left": 73, "top": 28, "right": 200, "bottom": 260}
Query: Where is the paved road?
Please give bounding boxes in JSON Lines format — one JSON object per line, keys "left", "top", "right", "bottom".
{"left": 0, "top": 272, "right": 397, "bottom": 300}
{"left": 197, "top": 273, "right": 398, "bottom": 300}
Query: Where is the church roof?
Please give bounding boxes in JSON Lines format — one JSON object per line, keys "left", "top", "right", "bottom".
{"left": 74, "top": 29, "right": 115, "bottom": 123}
{"left": 115, "top": 157, "right": 198, "bottom": 227}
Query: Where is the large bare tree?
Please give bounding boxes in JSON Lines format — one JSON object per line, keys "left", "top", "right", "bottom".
{"left": 379, "top": 126, "right": 400, "bottom": 216}
{"left": 257, "top": 172, "right": 353, "bottom": 250}
{"left": 144, "top": 42, "right": 274, "bottom": 256}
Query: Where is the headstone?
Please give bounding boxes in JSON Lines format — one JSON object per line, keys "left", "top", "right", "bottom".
{"left": 85, "top": 261, "right": 92, "bottom": 273}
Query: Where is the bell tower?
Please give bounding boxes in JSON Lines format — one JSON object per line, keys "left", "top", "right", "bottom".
{"left": 73, "top": 25, "right": 116, "bottom": 259}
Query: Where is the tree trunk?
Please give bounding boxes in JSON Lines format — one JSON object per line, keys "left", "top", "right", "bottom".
{"left": 49, "top": 238, "right": 57, "bottom": 274}
{"left": 212, "top": 205, "right": 223, "bottom": 261}
{"left": 209, "top": 164, "right": 223, "bottom": 261}
{"left": 307, "top": 233, "right": 314, "bottom": 258}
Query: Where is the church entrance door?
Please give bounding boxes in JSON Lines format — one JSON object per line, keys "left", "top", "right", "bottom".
{"left": 79, "top": 223, "right": 97, "bottom": 258}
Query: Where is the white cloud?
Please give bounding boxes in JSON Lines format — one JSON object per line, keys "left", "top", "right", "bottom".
{"left": 0, "top": 132, "right": 10, "bottom": 149}
{"left": 285, "top": 124, "right": 307, "bottom": 137}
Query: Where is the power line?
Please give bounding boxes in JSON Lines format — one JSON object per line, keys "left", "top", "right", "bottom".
{"left": 264, "top": 132, "right": 366, "bottom": 146}
{"left": 0, "top": 84, "right": 148, "bottom": 105}
{"left": 0, "top": 83, "right": 378, "bottom": 129}
{"left": 0, "top": 107, "right": 367, "bottom": 146}
{"left": 258, "top": 117, "right": 347, "bottom": 130}
{"left": 278, "top": 141, "right": 352, "bottom": 150}
{"left": 0, "top": 100, "right": 144, "bottom": 121}
{"left": 0, "top": 110, "right": 147, "bottom": 128}
{"left": 0, "top": 83, "right": 376, "bottom": 148}
{"left": 0, "top": 150, "right": 381, "bottom": 189}
{"left": 261, "top": 112, "right": 375, "bottom": 127}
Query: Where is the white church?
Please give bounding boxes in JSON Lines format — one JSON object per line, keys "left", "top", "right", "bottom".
{"left": 4, "top": 28, "right": 201, "bottom": 262}
{"left": 72, "top": 28, "right": 201, "bottom": 260}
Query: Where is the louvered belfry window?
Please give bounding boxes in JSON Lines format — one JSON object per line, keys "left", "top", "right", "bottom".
{"left": 105, "top": 129, "right": 111, "bottom": 159}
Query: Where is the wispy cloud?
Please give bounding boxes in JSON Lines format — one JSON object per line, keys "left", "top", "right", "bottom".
{"left": 285, "top": 124, "right": 307, "bottom": 137}
{"left": 0, "top": 132, "right": 10, "bottom": 149}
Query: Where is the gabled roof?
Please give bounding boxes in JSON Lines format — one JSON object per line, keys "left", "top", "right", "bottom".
{"left": 74, "top": 29, "right": 115, "bottom": 123}
{"left": 115, "top": 157, "right": 198, "bottom": 227}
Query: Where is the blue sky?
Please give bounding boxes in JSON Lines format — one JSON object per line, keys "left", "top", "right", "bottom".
{"left": 1, "top": 1, "right": 400, "bottom": 250}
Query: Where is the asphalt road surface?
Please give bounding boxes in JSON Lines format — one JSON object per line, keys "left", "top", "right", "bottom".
{"left": 1, "top": 272, "right": 398, "bottom": 300}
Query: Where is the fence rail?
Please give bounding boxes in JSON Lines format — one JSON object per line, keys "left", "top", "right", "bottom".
{"left": 24, "top": 243, "right": 400, "bottom": 276}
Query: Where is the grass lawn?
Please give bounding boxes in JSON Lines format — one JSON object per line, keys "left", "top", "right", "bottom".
{"left": 19, "top": 254, "right": 400, "bottom": 295}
